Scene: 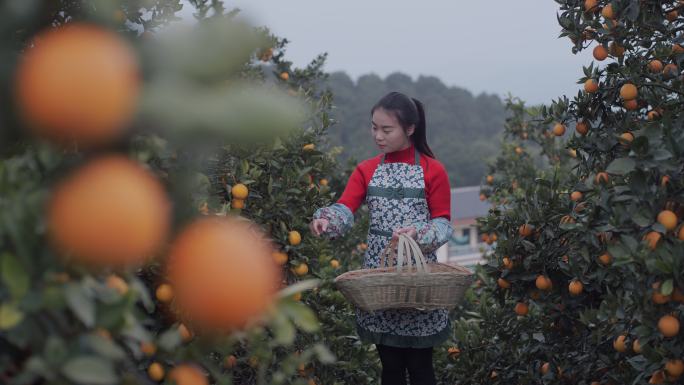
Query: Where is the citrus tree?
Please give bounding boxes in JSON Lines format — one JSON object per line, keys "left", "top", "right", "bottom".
{"left": 0, "top": 2, "right": 376, "bottom": 385}
{"left": 442, "top": 1, "right": 684, "bottom": 384}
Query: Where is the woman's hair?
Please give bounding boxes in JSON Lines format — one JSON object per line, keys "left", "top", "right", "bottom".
{"left": 371, "top": 91, "right": 435, "bottom": 158}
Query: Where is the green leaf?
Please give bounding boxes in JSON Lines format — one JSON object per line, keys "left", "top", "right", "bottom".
{"left": 280, "top": 301, "right": 320, "bottom": 333}
{"left": 61, "top": 357, "right": 117, "bottom": 385}
{"left": 84, "top": 334, "right": 126, "bottom": 361}
{"left": 606, "top": 158, "right": 635, "bottom": 175}
{"left": 1, "top": 252, "right": 29, "bottom": 299}
{"left": 158, "top": 327, "right": 182, "bottom": 351}
{"left": 271, "top": 311, "right": 296, "bottom": 345}
{"left": 312, "top": 343, "right": 336, "bottom": 364}
{"left": 277, "top": 279, "right": 320, "bottom": 298}
{"left": 0, "top": 303, "right": 24, "bottom": 330}
{"left": 65, "top": 283, "right": 95, "bottom": 327}
{"left": 661, "top": 279, "right": 673, "bottom": 296}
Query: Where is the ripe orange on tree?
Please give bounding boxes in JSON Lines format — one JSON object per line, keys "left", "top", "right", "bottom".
{"left": 601, "top": 3, "right": 614, "bottom": 19}
{"left": 272, "top": 251, "right": 289, "bottom": 266}
{"left": 148, "top": 362, "right": 165, "bottom": 382}
{"left": 569, "top": 280, "right": 583, "bottom": 296}
{"left": 665, "top": 359, "right": 684, "bottom": 379}
{"left": 536, "top": 275, "right": 553, "bottom": 291}
{"left": 584, "top": 79, "right": 598, "bottom": 93}
{"left": 658, "top": 315, "right": 680, "bottom": 338}
{"left": 514, "top": 302, "right": 529, "bottom": 316}
{"left": 497, "top": 277, "right": 511, "bottom": 289}
{"left": 167, "top": 217, "right": 281, "bottom": 331}
{"left": 593, "top": 45, "right": 608, "bottom": 61}
{"left": 620, "top": 84, "right": 638, "bottom": 100}
{"left": 644, "top": 231, "right": 662, "bottom": 250}
{"left": 231, "top": 183, "right": 249, "bottom": 199}
{"left": 14, "top": 23, "right": 140, "bottom": 147}
{"left": 552, "top": 123, "right": 566, "bottom": 136}
{"left": 294, "top": 263, "right": 309, "bottom": 276}
{"left": 595, "top": 172, "right": 610, "bottom": 184}
{"left": 575, "top": 120, "right": 590, "bottom": 135}
{"left": 106, "top": 274, "right": 128, "bottom": 295}
{"left": 657, "top": 210, "right": 678, "bottom": 231}
{"left": 168, "top": 364, "right": 208, "bottom": 385}
{"left": 649, "top": 60, "right": 664, "bottom": 73}
{"left": 155, "top": 283, "right": 174, "bottom": 303}
{"left": 47, "top": 155, "right": 171, "bottom": 268}
{"left": 519, "top": 224, "right": 534, "bottom": 237}
{"left": 598, "top": 252, "right": 612, "bottom": 266}
{"left": 289, "top": 230, "right": 302, "bottom": 246}
{"left": 570, "top": 191, "right": 583, "bottom": 201}
{"left": 613, "top": 335, "right": 627, "bottom": 352}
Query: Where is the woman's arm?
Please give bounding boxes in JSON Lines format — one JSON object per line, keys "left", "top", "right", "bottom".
{"left": 414, "top": 158, "right": 453, "bottom": 253}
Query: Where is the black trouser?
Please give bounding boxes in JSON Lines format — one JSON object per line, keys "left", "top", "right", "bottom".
{"left": 376, "top": 344, "right": 436, "bottom": 385}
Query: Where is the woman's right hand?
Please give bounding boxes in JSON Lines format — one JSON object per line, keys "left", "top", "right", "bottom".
{"left": 309, "top": 218, "right": 330, "bottom": 237}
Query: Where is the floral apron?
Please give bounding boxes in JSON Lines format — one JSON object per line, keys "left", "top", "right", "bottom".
{"left": 355, "top": 148, "right": 450, "bottom": 348}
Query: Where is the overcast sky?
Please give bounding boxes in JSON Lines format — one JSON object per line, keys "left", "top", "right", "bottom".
{"left": 183, "top": 1, "right": 595, "bottom": 105}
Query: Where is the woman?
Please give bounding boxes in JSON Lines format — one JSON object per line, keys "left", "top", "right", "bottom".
{"left": 309, "top": 91, "right": 454, "bottom": 385}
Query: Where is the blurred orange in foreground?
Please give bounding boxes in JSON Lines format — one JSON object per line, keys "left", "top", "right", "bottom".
{"left": 167, "top": 216, "right": 281, "bottom": 331}
{"left": 168, "top": 364, "right": 208, "bottom": 385}
{"left": 15, "top": 23, "right": 140, "bottom": 147}
{"left": 48, "top": 155, "right": 171, "bottom": 268}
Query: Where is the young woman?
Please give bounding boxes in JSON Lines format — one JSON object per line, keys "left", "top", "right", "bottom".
{"left": 309, "top": 91, "right": 454, "bottom": 385}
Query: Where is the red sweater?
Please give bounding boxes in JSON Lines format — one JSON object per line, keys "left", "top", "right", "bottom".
{"left": 337, "top": 145, "right": 452, "bottom": 220}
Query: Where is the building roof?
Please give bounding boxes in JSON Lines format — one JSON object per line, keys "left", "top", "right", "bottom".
{"left": 451, "top": 186, "right": 490, "bottom": 220}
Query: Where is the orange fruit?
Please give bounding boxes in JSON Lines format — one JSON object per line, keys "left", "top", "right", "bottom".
{"left": 620, "top": 84, "right": 638, "bottom": 100}
{"left": 584, "top": 0, "right": 598, "bottom": 12}
{"left": 447, "top": 346, "right": 461, "bottom": 359}
{"left": 601, "top": 4, "right": 614, "bottom": 19}
{"left": 292, "top": 292, "right": 302, "bottom": 301}
{"left": 497, "top": 278, "right": 511, "bottom": 289}
{"left": 231, "top": 184, "right": 249, "bottom": 199}
{"left": 272, "top": 251, "right": 289, "bottom": 266}
{"left": 141, "top": 341, "right": 157, "bottom": 356}
{"left": 178, "top": 323, "right": 193, "bottom": 342}
{"left": 613, "top": 335, "right": 627, "bottom": 352}
{"left": 576, "top": 120, "right": 590, "bottom": 135}
{"left": 536, "top": 275, "right": 553, "bottom": 291}
{"left": 644, "top": 231, "right": 662, "bottom": 250}
{"left": 569, "top": 280, "right": 583, "bottom": 296}
{"left": 658, "top": 315, "right": 680, "bottom": 337}
{"left": 663, "top": 63, "right": 679, "bottom": 77}
{"left": 519, "top": 224, "right": 534, "bottom": 237}
{"left": 553, "top": 123, "right": 566, "bottom": 136}
{"left": 15, "top": 24, "right": 139, "bottom": 147}
{"left": 224, "top": 355, "right": 238, "bottom": 369}
{"left": 540, "top": 362, "right": 550, "bottom": 374}
{"left": 623, "top": 99, "right": 638, "bottom": 111}
{"left": 515, "top": 146, "right": 523, "bottom": 155}
{"left": 514, "top": 302, "right": 528, "bottom": 316}
{"left": 481, "top": 233, "right": 491, "bottom": 244}
{"left": 302, "top": 143, "right": 315, "bottom": 151}
{"left": 673, "top": 44, "right": 684, "bottom": 54}
{"left": 167, "top": 217, "right": 280, "bottom": 330}
{"left": 148, "top": 362, "right": 165, "bottom": 382}
{"left": 289, "top": 230, "right": 302, "bottom": 246}
{"left": 479, "top": 193, "right": 486, "bottom": 201}
{"left": 584, "top": 79, "right": 599, "bottom": 93}
{"left": 593, "top": 45, "right": 608, "bottom": 61}
{"left": 47, "top": 155, "right": 170, "bottom": 268}
{"left": 649, "top": 60, "right": 664, "bottom": 73}
{"left": 319, "top": 178, "right": 329, "bottom": 186}
{"left": 661, "top": 175, "right": 671, "bottom": 187}
{"left": 330, "top": 259, "right": 340, "bottom": 269}
{"left": 486, "top": 175, "right": 494, "bottom": 184}
{"left": 568, "top": 149, "right": 577, "bottom": 158}
{"left": 678, "top": 225, "right": 684, "bottom": 240}
{"left": 633, "top": 339, "right": 642, "bottom": 353}
{"left": 667, "top": 10, "right": 679, "bottom": 22}
{"left": 619, "top": 132, "right": 635, "bottom": 145}
{"left": 570, "top": 191, "right": 583, "bottom": 201}
{"left": 595, "top": 172, "right": 610, "bottom": 185}
{"left": 168, "top": 364, "right": 208, "bottom": 385}
{"left": 665, "top": 359, "right": 684, "bottom": 378}
{"left": 598, "top": 253, "right": 612, "bottom": 266}
{"left": 280, "top": 72, "right": 289, "bottom": 81}
{"left": 649, "top": 370, "right": 665, "bottom": 384}
{"left": 231, "top": 199, "right": 245, "bottom": 209}
{"left": 657, "top": 210, "right": 678, "bottom": 231}
{"left": 155, "top": 283, "right": 174, "bottom": 303}
{"left": 502, "top": 257, "right": 513, "bottom": 269}
{"left": 106, "top": 274, "right": 128, "bottom": 295}
{"left": 294, "top": 263, "right": 309, "bottom": 276}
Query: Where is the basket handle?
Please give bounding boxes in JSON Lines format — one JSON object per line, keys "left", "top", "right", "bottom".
{"left": 396, "top": 234, "right": 428, "bottom": 275}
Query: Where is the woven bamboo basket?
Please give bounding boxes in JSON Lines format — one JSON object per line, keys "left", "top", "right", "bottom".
{"left": 334, "top": 234, "right": 474, "bottom": 311}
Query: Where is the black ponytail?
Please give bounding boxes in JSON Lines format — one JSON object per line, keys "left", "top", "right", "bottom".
{"left": 371, "top": 92, "right": 436, "bottom": 158}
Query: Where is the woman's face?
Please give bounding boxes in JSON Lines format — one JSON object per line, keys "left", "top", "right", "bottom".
{"left": 371, "top": 108, "right": 414, "bottom": 154}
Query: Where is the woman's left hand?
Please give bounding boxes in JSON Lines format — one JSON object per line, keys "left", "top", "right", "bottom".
{"left": 392, "top": 226, "right": 417, "bottom": 242}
